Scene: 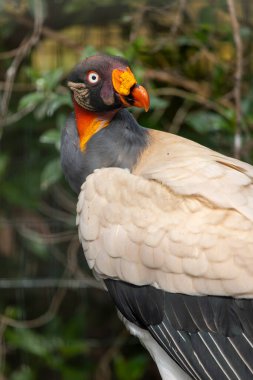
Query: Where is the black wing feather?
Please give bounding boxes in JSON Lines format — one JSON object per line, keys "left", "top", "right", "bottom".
{"left": 105, "top": 279, "right": 253, "bottom": 380}
{"left": 105, "top": 279, "right": 164, "bottom": 327}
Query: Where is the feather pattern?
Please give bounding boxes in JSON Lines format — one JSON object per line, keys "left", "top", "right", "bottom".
{"left": 76, "top": 117, "right": 253, "bottom": 379}
{"left": 77, "top": 162, "right": 253, "bottom": 297}
{"left": 62, "top": 54, "right": 253, "bottom": 379}
{"left": 133, "top": 130, "right": 253, "bottom": 222}
{"left": 104, "top": 279, "right": 253, "bottom": 380}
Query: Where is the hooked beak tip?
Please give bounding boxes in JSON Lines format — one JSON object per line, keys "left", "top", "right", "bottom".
{"left": 131, "top": 84, "right": 150, "bottom": 112}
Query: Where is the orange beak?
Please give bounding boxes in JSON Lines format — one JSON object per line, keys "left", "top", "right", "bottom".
{"left": 112, "top": 67, "right": 150, "bottom": 112}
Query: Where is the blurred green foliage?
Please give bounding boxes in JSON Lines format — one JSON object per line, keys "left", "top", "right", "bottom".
{"left": 1, "top": 0, "right": 253, "bottom": 379}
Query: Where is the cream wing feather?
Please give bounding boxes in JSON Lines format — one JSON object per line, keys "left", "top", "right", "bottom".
{"left": 77, "top": 130, "right": 253, "bottom": 298}
{"left": 134, "top": 130, "right": 253, "bottom": 222}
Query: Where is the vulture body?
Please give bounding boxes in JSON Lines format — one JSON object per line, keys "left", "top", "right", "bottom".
{"left": 61, "top": 54, "right": 253, "bottom": 380}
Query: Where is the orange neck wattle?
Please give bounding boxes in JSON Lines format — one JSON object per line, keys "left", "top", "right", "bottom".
{"left": 73, "top": 100, "right": 114, "bottom": 151}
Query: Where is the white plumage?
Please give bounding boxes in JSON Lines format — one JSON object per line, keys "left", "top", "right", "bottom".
{"left": 77, "top": 130, "right": 253, "bottom": 299}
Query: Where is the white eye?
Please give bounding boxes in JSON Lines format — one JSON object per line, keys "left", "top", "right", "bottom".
{"left": 87, "top": 71, "right": 100, "bottom": 84}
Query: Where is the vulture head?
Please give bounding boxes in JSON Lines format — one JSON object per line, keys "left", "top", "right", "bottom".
{"left": 61, "top": 54, "right": 150, "bottom": 193}
{"left": 67, "top": 54, "right": 150, "bottom": 113}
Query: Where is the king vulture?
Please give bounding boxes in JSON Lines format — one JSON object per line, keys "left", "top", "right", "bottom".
{"left": 60, "top": 54, "right": 253, "bottom": 380}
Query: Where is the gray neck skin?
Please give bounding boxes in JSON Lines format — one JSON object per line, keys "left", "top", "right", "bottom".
{"left": 60, "top": 109, "right": 149, "bottom": 194}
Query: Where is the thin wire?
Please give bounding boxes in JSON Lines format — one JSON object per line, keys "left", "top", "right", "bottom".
{"left": 0, "top": 278, "right": 103, "bottom": 290}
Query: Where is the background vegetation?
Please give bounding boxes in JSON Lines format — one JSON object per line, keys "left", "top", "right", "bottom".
{"left": 1, "top": 0, "right": 253, "bottom": 379}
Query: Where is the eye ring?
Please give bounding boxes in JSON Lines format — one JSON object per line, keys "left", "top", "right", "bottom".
{"left": 87, "top": 71, "right": 100, "bottom": 84}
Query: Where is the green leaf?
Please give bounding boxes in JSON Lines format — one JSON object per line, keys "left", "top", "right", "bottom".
{"left": 40, "top": 129, "right": 61, "bottom": 145}
{"left": 186, "top": 111, "right": 232, "bottom": 134}
{"left": 34, "top": 99, "right": 52, "bottom": 119}
{"left": 19, "top": 226, "right": 49, "bottom": 258}
{"left": 149, "top": 95, "right": 169, "bottom": 110}
{"left": 45, "top": 69, "right": 64, "bottom": 90}
{"left": 6, "top": 328, "right": 63, "bottom": 358}
{"left": 0, "top": 154, "right": 9, "bottom": 179}
{"left": 35, "top": 69, "right": 64, "bottom": 91}
{"left": 176, "top": 36, "right": 202, "bottom": 48}
{"left": 62, "top": 367, "right": 85, "bottom": 380}
{"left": 18, "top": 92, "right": 45, "bottom": 110}
{"left": 104, "top": 47, "right": 126, "bottom": 57}
{"left": 10, "top": 366, "right": 34, "bottom": 380}
{"left": 240, "top": 26, "right": 252, "bottom": 39}
{"left": 41, "top": 158, "right": 62, "bottom": 190}
{"left": 114, "top": 354, "right": 148, "bottom": 380}
{"left": 60, "top": 340, "right": 88, "bottom": 357}
{"left": 0, "top": 168, "right": 41, "bottom": 209}
{"left": 46, "top": 94, "right": 72, "bottom": 116}
{"left": 80, "top": 45, "right": 98, "bottom": 60}
{"left": 4, "top": 306, "right": 23, "bottom": 320}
